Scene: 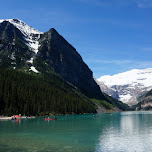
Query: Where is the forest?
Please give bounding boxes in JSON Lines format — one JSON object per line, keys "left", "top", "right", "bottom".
{"left": 0, "top": 69, "right": 96, "bottom": 116}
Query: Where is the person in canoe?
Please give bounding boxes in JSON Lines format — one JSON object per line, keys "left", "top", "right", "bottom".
{"left": 45, "top": 116, "right": 57, "bottom": 121}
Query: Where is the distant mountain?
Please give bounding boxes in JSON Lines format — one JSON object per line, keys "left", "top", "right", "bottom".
{"left": 133, "top": 89, "right": 152, "bottom": 111}
{"left": 0, "top": 19, "right": 127, "bottom": 115}
{"left": 97, "top": 68, "right": 152, "bottom": 106}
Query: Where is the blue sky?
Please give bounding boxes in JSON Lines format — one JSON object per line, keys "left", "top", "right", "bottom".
{"left": 1, "top": 0, "right": 152, "bottom": 78}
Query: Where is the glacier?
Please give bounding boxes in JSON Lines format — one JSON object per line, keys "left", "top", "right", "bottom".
{"left": 97, "top": 68, "right": 152, "bottom": 105}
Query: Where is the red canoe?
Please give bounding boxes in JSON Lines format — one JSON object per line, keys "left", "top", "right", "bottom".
{"left": 45, "top": 118, "right": 57, "bottom": 121}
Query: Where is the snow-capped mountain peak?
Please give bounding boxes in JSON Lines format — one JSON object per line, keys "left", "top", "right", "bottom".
{"left": 97, "top": 68, "right": 152, "bottom": 105}
{"left": 0, "top": 19, "right": 43, "bottom": 37}
{"left": 0, "top": 18, "right": 44, "bottom": 73}
{"left": 0, "top": 18, "right": 43, "bottom": 54}
{"left": 98, "top": 68, "right": 152, "bottom": 87}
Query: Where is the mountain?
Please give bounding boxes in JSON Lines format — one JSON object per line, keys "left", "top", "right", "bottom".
{"left": 132, "top": 89, "right": 152, "bottom": 111}
{"left": 0, "top": 19, "right": 102, "bottom": 98}
{"left": 0, "top": 19, "right": 127, "bottom": 115}
{"left": 34, "top": 28, "right": 104, "bottom": 99}
{"left": 97, "top": 68, "right": 152, "bottom": 106}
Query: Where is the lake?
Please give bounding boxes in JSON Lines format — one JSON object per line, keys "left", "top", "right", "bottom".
{"left": 0, "top": 111, "right": 152, "bottom": 152}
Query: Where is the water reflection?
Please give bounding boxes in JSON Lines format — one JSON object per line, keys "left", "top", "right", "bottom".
{"left": 96, "top": 112, "right": 152, "bottom": 152}
{"left": 11, "top": 119, "right": 21, "bottom": 124}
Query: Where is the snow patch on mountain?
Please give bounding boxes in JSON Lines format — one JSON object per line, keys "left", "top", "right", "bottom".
{"left": 97, "top": 68, "right": 152, "bottom": 105}
{"left": 119, "top": 94, "right": 132, "bottom": 102}
{"left": 27, "top": 58, "right": 34, "bottom": 64}
{"left": 11, "top": 52, "right": 15, "bottom": 60}
{"left": 30, "top": 66, "right": 39, "bottom": 73}
{"left": 25, "top": 35, "right": 41, "bottom": 54}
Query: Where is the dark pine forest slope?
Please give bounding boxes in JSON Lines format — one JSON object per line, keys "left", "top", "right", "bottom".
{"left": 0, "top": 69, "right": 96, "bottom": 115}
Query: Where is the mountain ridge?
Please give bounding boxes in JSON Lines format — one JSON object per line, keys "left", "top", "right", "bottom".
{"left": 97, "top": 68, "right": 152, "bottom": 105}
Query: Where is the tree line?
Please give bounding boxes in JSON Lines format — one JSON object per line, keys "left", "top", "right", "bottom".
{"left": 0, "top": 69, "right": 96, "bottom": 116}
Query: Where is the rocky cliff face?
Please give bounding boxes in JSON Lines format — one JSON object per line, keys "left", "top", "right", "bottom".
{"left": 34, "top": 28, "right": 104, "bottom": 98}
{"left": 96, "top": 80, "right": 119, "bottom": 99}
{"left": 135, "top": 89, "right": 152, "bottom": 110}
{"left": 0, "top": 21, "right": 33, "bottom": 68}
{"left": 0, "top": 19, "right": 42, "bottom": 69}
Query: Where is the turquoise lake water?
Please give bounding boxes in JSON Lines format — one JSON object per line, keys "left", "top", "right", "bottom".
{"left": 1, "top": 111, "right": 152, "bottom": 152}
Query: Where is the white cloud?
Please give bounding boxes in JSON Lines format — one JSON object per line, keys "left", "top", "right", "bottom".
{"left": 86, "top": 59, "right": 152, "bottom": 70}
{"left": 86, "top": 59, "right": 132, "bottom": 64}
{"left": 75, "top": 0, "right": 152, "bottom": 8}
{"left": 141, "top": 48, "right": 152, "bottom": 52}
{"left": 75, "top": 0, "right": 110, "bottom": 7}
{"left": 136, "top": 0, "right": 152, "bottom": 8}
{"left": 89, "top": 59, "right": 152, "bottom": 78}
